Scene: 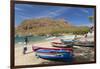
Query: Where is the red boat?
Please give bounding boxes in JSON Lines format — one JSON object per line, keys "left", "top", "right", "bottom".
{"left": 32, "top": 46, "right": 73, "bottom": 61}
{"left": 32, "top": 46, "right": 73, "bottom": 52}
{"left": 51, "top": 42, "right": 63, "bottom": 44}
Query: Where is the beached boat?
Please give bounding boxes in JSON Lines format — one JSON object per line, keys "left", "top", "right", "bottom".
{"left": 36, "top": 49, "right": 73, "bottom": 61}
{"left": 45, "top": 36, "right": 56, "bottom": 40}
{"left": 51, "top": 42, "right": 72, "bottom": 48}
{"left": 73, "top": 31, "right": 94, "bottom": 47}
{"left": 59, "top": 35, "right": 75, "bottom": 40}
{"left": 73, "top": 41, "right": 94, "bottom": 47}
{"left": 32, "top": 46, "right": 73, "bottom": 61}
{"left": 32, "top": 46, "right": 73, "bottom": 52}
{"left": 60, "top": 39, "right": 74, "bottom": 45}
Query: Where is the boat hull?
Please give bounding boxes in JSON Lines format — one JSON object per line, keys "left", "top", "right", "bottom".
{"left": 74, "top": 43, "right": 94, "bottom": 47}
{"left": 32, "top": 46, "right": 73, "bottom": 61}
{"left": 73, "top": 42, "right": 94, "bottom": 47}
{"left": 51, "top": 42, "right": 72, "bottom": 48}
{"left": 61, "top": 39, "right": 74, "bottom": 42}
{"left": 35, "top": 49, "right": 73, "bottom": 61}
{"left": 32, "top": 46, "right": 73, "bottom": 52}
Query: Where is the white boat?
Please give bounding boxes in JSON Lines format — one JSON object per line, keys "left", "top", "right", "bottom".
{"left": 45, "top": 37, "right": 56, "bottom": 40}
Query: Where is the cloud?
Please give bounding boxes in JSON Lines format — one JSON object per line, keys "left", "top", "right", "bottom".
{"left": 75, "top": 23, "right": 93, "bottom": 27}
{"left": 80, "top": 9, "right": 89, "bottom": 14}
{"left": 70, "top": 8, "right": 89, "bottom": 18}
{"left": 50, "top": 7, "right": 70, "bottom": 16}
{"left": 49, "top": 8, "right": 65, "bottom": 16}
{"left": 19, "top": 15, "right": 31, "bottom": 19}
{"left": 15, "top": 6, "right": 33, "bottom": 19}
{"left": 15, "top": 5, "right": 72, "bottom": 21}
{"left": 15, "top": 7, "right": 23, "bottom": 11}
{"left": 35, "top": 7, "right": 69, "bottom": 19}
{"left": 73, "top": 13, "right": 83, "bottom": 17}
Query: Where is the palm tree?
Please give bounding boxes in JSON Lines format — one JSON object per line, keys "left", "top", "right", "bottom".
{"left": 88, "top": 16, "right": 94, "bottom": 23}
{"left": 88, "top": 16, "right": 94, "bottom": 33}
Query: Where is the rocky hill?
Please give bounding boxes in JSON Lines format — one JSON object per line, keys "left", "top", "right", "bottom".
{"left": 15, "top": 18, "right": 89, "bottom": 36}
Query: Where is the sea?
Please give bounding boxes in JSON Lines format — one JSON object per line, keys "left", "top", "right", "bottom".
{"left": 15, "top": 36, "right": 48, "bottom": 44}
{"left": 15, "top": 35, "right": 75, "bottom": 44}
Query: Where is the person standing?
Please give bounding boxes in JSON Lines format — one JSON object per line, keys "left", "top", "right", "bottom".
{"left": 23, "top": 36, "right": 28, "bottom": 54}
{"left": 74, "top": 35, "right": 77, "bottom": 40}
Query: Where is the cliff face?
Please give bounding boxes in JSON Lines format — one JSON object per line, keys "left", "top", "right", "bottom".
{"left": 15, "top": 18, "right": 89, "bottom": 36}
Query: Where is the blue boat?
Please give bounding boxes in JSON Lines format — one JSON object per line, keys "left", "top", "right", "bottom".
{"left": 35, "top": 49, "right": 73, "bottom": 61}
{"left": 61, "top": 39, "right": 74, "bottom": 42}
{"left": 60, "top": 39, "right": 74, "bottom": 46}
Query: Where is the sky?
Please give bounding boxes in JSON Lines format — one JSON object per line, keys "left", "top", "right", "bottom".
{"left": 15, "top": 4, "right": 94, "bottom": 26}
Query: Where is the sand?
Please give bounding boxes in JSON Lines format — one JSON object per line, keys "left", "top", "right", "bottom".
{"left": 15, "top": 39, "right": 61, "bottom": 66}
{"left": 15, "top": 38, "right": 95, "bottom": 66}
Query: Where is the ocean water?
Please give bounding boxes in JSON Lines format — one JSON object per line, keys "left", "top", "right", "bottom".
{"left": 15, "top": 35, "right": 75, "bottom": 44}
{"left": 15, "top": 36, "right": 48, "bottom": 44}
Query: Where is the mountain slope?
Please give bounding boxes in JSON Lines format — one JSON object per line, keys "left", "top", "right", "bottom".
{"left": 15, "top": 18, "right": 89, "bottom": 36}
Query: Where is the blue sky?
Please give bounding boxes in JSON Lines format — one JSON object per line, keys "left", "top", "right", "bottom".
{"left": 15, "top": 4, "right": 94, "bottom": 26}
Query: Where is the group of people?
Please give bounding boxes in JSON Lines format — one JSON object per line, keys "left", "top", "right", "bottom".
{"left": 74, "top": 26, "right": 94, "bottom": 43}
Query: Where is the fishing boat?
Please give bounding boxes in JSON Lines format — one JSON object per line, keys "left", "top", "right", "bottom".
{"left": 51, "top": 42, "right": 72, "bottom": 48}
{"left": 32, "top": 46, "right": 73, "bottom": 61}
{"left": 60, "top": 39, "right": 74, "bottom": 45}
{"left": 73, "top": 25, "right": 94, "bottom": 47}
{"left": 73, "top": 30, "right": 94, "bottom": 47}
{"left": 73, "top": 41, "right": 94, "bottom": 47}
{"left": 32, "top": 46, "right": 73, "bottom": 52}
{"left": 45, "top": 36, "right": 56, "bottom": 40}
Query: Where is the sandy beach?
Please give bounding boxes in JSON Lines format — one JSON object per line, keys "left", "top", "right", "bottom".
{"left": 14, "top": 4, "right": 95, "bottom": 66}
{"left": 15, "top": 39, "right": 62, "bottom": 66}
{"left": 15, "top": 37, "right": 95, "bottom": 66}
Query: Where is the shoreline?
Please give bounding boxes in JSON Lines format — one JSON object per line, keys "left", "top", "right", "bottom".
{"left": 15, "top": 34, "right": 83, "bottom": 46}
{"left": 15, "top": 34, "right": 94, "bottom": 66}
{"left": 15, "top": 38, "right": 61, "bottom": 66}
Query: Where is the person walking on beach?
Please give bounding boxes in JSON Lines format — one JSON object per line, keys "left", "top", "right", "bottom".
{"left": 74, "top": 35, "right": 77, "bottom": 40}
{"left": 84, "top": 34, "right": 88, "bottom": 43}
{"left": 23, "top": 36, "right": 28, "bottom": 54}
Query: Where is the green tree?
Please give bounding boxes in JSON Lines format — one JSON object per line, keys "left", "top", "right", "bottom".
{"left": 88, "top": 16, "right": 94, "bottom": 23}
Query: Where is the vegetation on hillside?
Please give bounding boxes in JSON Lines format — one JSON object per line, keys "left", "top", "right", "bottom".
{"left": 88, "top": 16, "right": 94, "bottom": 23}
{"left": 15, "top": 18, "right": 89, "bottom": 36}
